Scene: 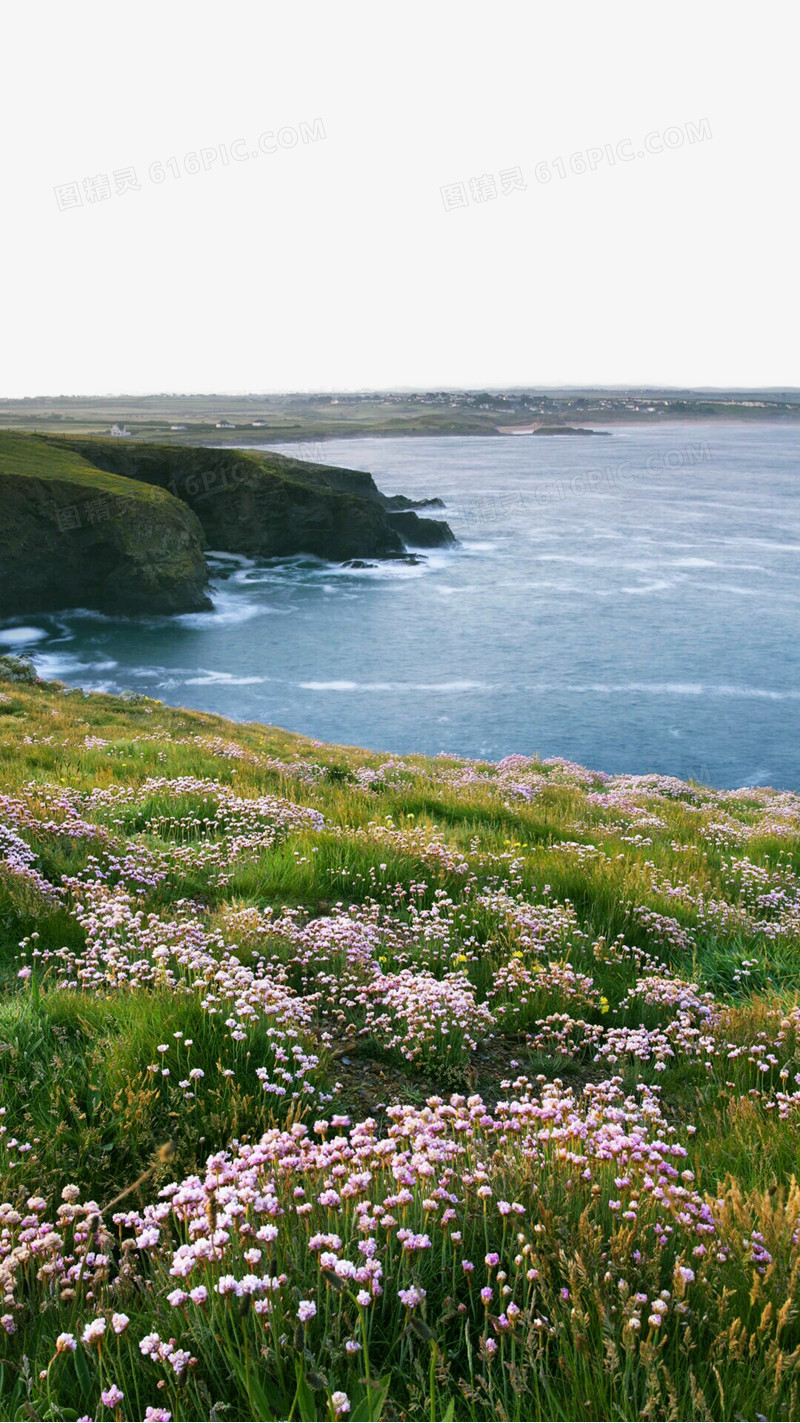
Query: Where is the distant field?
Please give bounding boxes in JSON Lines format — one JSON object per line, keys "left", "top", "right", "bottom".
{"left": 1, "top": 388, "right": 798, "bottom": 445}
{"left": 1, "top": 661, "right": 800, "bottom": 1420}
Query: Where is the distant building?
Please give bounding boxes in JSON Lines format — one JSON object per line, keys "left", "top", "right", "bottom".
{"left": 215, "top": 420, "right": 236, "bottom": 429}
{"left": 109, "top": 424, "right": 131, "bottom": 437}
{"left": 170, "top": 425, "right": 187, "bottom": 430}
{"left": 251, "top": 420, "right": 268, "bottom": 427}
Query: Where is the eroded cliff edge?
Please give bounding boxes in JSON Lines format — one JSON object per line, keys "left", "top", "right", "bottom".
{"left": 51, "top": 439, "right": 456, "bottom": 562}
{"left": 0, "top": 434, "right": 455, "bottom": 616}
{"left": 0, "top": 435, "right": 210, "bottom": 616}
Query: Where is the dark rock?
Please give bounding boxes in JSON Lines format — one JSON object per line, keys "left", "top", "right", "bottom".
{"left": 380, "top": 494, "right": 446, "bottom": 510}
{"left": 51, "top": 439, "right": 456, "bottom": 560}
{"left": 532, "top": 426, "right": 612, "bottom": 436}
{"left": 385, "top": 510, "right": 457, "bottom": 547}
{"left": 0, "top": 437, "right": 210, "bottom": 617}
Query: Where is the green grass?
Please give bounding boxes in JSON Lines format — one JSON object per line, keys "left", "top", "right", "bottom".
{"left": 2, "top": 666, "right": 800, "bottom": 1419}
{"left": 0, "top": 431, "right": 172, "bottom": 504}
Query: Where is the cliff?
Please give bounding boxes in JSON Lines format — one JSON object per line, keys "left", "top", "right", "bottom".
{"left": 49, "top": 439, "right": 456, "bottom": 558}
{"left": 0, "top": 434, "right": 455, "bottom": 617}
{"left": 0, "top": 434, "right": 210, "bottom": 616}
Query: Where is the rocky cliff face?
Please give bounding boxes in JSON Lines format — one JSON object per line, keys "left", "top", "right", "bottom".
{"left": 0, "top": 433, "right": 455, "bottom": 618}
{"left": 51, "top": 440, "right": 456, "bottom": 559}
{"left": 0, "top": 436, "right": 211, "bottom": 617}
{"left": 385, "top": 510, "right": 457, "bottom": 547}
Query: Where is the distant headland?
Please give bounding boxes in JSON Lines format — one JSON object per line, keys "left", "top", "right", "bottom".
{"left": 0, "top": 433, "right": 454, "bottom": 617}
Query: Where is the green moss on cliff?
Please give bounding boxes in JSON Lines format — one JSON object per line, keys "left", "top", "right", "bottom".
{"left": 45, "top": 435, "right": 454, "bottom": 559}
{"left": 0, "top": 432, "right": 169, "bottom": 500}
{"left": 0, "top": 432, "right": 211, "bottom": 616}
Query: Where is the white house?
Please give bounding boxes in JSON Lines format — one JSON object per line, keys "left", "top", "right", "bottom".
{"left": 215, "top": 420, "right": 236, "bottom": 429}
{"left": 109, "top": 424, "right": 131, "bottom": 437}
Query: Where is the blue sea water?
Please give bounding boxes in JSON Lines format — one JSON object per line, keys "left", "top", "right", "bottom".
{"left": 2, "top": 422, "right": 799, "bottom": 789}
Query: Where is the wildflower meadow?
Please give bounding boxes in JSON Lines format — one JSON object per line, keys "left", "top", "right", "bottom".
{"left": 1, "top": 654, "right": 800, "bottom": 1420}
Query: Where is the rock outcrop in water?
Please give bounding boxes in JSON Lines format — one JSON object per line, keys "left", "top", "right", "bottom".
{"left": 532, "top": 426, "right": 612, "bottom": 436}
{"left": 0, "top": 433, "right": 454, "bottom": 616}
{"left": 385, "top": 510, "right": 456, "bottom": 546}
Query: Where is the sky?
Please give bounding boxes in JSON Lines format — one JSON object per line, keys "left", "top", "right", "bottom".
{"left": 1, "top": 0, "right": 798, "bottom": 397}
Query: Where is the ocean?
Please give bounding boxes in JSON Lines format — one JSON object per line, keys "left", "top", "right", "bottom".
{"left": 3, "top": 422, "right": 799, "bottom": 789}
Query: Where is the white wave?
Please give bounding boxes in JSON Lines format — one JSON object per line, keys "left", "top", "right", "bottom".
{"left": 0, "top": 626, "right": 48, "bottom": 645}
{"left": 71, "top": 680, "right": 120, "bottom": 694}
{"left": 184, "top": 670, "right": 269, "bottom": 686}
{"left": 708, "top": 685, "right": 800, "bottom": 701}
{"left": 692, "top": 583, "right": 763, "bottom": 597}
{"left": 669, "top": 558, "right": 718, "bottom": 567}
{"left": 300, "top": 680, "right": 383, "bottom": 691}
{"left": 176, "top": 590, "right": 269, "bottom": 628}
{"left": 527, "top": 681, "right": 800, "bottom": 700}
{"left": 735, "top": 770, "right": 775, "bottom": 788}
{"left": 710, "top": 538, "right": 800, "bottom": 551}
{"left": 299, "top": 679, "right": 492, "bottom": 692}
{"left": 205, "top": 550, "right": 258, "bottom": 567}
{"left": 31, "top": 653, "right": 118, "bottom": 678}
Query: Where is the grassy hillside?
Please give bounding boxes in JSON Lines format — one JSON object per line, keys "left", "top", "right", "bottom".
{"left": 0, "top": 433, "right": 211, "bottom": 617}
{"left": 0, "top": 431, "right": 172, "bottom": 501}
{"left": 1, "top": 662, "right": 800, "bottom": 1420}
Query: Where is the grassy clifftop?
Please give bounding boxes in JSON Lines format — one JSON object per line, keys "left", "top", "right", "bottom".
{"left": 0, "top": 431, "right": 173, "bottom": 500}
{"left": 1, "top": 666, "right": 800, "bottom": 1419}
{"left": 0, "top": 433, "right": 210, "bottom": 616}
{"left": 0, "top": 433, "right": 454, "bottom": 616}
{"left": 48, "top": 435, "right": 386, "bottom": 501}
{"left": 49, "top": 435, "right": 455, "bottom": 559}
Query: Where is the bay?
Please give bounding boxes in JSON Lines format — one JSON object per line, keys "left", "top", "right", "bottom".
{"left": 2, "top": 421, "right": 799, "bottom": 789}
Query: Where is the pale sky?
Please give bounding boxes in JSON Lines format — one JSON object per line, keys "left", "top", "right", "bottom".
{"left": 2, "top": 0, "right": 797, "bottom": 397}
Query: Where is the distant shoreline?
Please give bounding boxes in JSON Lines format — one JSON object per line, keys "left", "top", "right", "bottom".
{"left": 3, "top": 414, "right": 793, "bottom": 449}
{"left": 1, "top": 391, "right": 798, "bottom": 447}
{"left": 203, "top": 413, "right": 799, "bottom": 447}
